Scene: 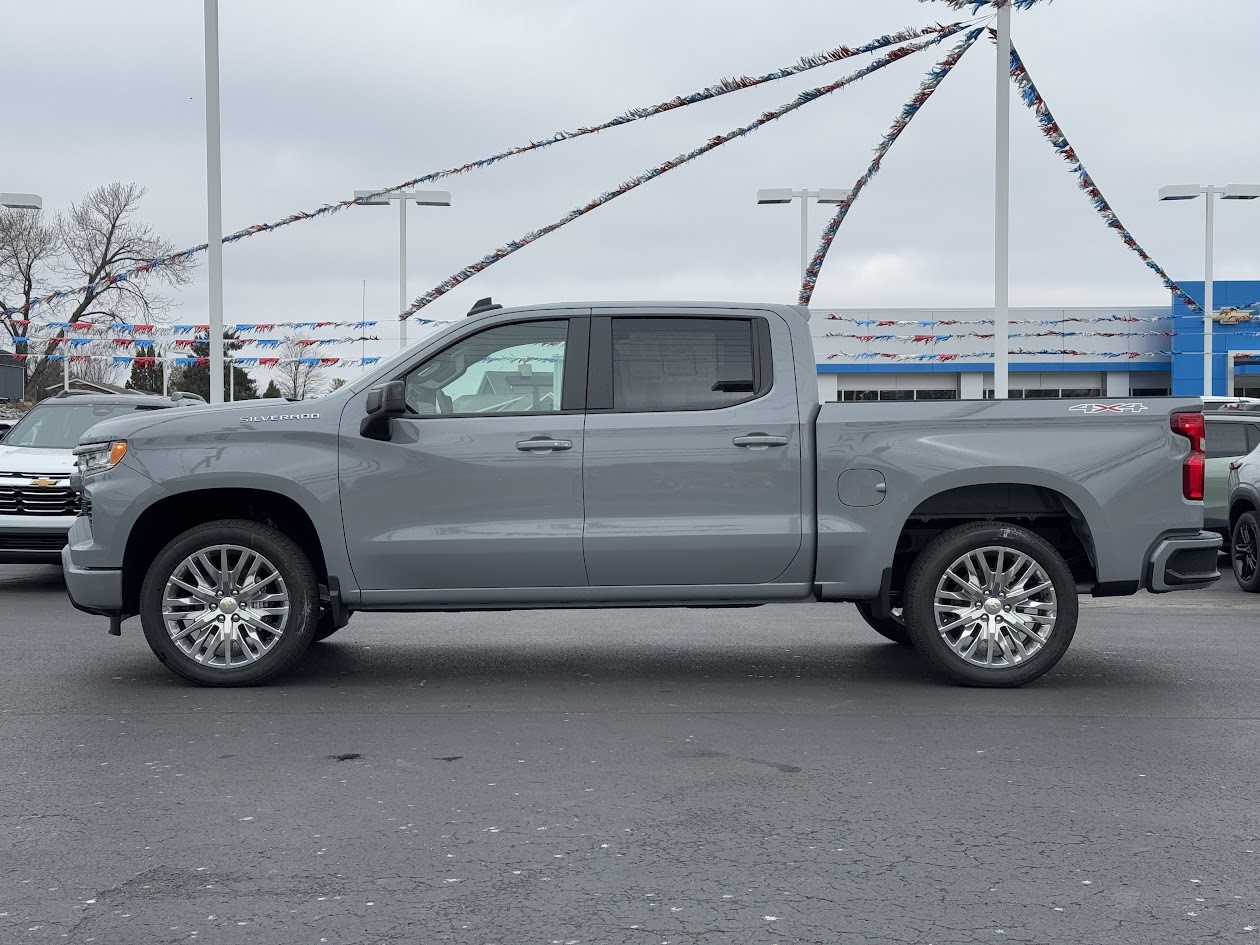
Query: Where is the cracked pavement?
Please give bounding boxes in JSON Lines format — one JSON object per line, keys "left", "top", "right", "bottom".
{"left": 1, "top": 563, "right": 1258, "bottom": 944}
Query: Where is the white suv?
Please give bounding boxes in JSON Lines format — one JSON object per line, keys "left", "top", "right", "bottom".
{"left": 0, "top": 392, "right": 193, "bottom": 563}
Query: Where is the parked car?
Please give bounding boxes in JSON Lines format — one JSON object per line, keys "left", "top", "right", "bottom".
{"left": 1203, "top": 406, "right": 1260, "bottom": 545}
{"left": 0, "top": 391, "right": 199, "bottom": 563}
{"left": 1227, "top": 448, "right": 1260, "bottom": 591}
{"left": 63, "top": 300, "right": 1219, "bottom": 688}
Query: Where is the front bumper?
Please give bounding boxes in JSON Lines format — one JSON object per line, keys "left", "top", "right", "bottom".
{"left": 62, "top": 543, "right": 125, "bottom": 632}
{"left": 1146, "top": 530, "right": 1222, "bottom": 593}
{"left": 0, "top": 513, "right": 76, "bottom": 563}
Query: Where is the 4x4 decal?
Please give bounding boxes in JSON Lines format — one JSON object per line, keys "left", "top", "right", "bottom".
{"left": 1069, "top": 403, "right": 1149, "bottom": 415}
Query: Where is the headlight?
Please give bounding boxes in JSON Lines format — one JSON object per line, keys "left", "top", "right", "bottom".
{"left": 74, "top": 440, "right": 128, "bottom": 478}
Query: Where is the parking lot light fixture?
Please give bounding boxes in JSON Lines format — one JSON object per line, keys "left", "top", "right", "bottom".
{"left": 756, "top": 187, "right": 852, "bottom": 286}
{"left": 354, "top": 189, "right": 453, "bottom": 350}
{"left": 1, "top": 193, "right": 43, "bottom": 210}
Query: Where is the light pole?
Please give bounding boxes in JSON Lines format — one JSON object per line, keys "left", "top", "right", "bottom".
{"left": 1159, "top": 183, "right": 1260, "bottom": 396}
{"left": 203, "top": 0, "right": 225, "bottom": 404}
{"left": 756, "top": 188, "right": 851, "bottom": 286}
{"left": 994, "top": 2, "right": 1011, "bottom": 400}
{"left": 354, "top": 189, "right": 452, "bottom": 350}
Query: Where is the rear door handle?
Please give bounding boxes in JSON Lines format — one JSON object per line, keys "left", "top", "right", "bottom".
{"left": 732, "top": 434, "right": 789, "bottom": 450}
{"left": 516, "top": 437, "right": 573, "bottom": 453}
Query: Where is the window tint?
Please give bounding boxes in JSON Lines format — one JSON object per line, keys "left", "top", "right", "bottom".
{"left": 4, "top": 403, "right": 160, "bottom": 449}
{"left": 403, "top": 320, "right": 567, "bottom": 416}
{"left": 1206, "top": 419, "right": 1249, "bottom": 459}
{"left": 610, "top": 318, "right": 760, "bottom": 412}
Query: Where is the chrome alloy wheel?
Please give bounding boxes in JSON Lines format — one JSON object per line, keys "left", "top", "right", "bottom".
{"left": 161, "top": 544, "right": 291, "bottom": 669}
{"left": 932, "top": 545, "right": 1057, "bottom": 669}
{"left": 1234, "top": 519, "right": 1258, "bottom": 584}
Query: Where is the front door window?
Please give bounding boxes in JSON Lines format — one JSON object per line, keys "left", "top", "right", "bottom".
{"left": 403, "top": 320, "right": 567, "bottom": 416}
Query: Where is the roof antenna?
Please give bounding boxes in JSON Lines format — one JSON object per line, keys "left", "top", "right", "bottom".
{"left": 467, "top": 297, "right": 503, "bottom": 317}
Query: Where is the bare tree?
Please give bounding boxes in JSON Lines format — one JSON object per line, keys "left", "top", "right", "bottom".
{"left": 0, "top": 183, "right": 194, "bottom": 399}
{"left": 273, "top": 337, "right": 329, "bottom": 401}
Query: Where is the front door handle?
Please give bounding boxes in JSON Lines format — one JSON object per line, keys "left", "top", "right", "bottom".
{"left": 516, "top": 437, "right": 573, "bottom": 453}
{"left": 732, "top": 433, "right": 789, "bottom": 450}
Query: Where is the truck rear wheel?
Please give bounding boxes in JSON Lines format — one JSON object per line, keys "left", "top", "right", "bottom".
{"left": 139, "top": 520, "right": 320, "bottom": 686}
{"left": 902, "top": 522, "right": 1077, "bottom": 687}
{"left": 853, "top": 602, "right": 911, "bottom": 645}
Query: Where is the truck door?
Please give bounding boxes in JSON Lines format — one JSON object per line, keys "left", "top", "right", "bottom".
{"left": 581, "top": 310, "right": 803, "bottom": 586}
{"left": 339, "top": 316, "right": 589, "bottom": 591}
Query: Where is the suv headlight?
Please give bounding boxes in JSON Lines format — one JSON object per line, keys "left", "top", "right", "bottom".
{"left": 74, "top": 440, "right": 128, "bottom": 478}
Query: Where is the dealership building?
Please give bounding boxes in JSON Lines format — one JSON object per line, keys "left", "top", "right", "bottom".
{"left": 811, "top": 278, "right": 1260, "bottom": 403}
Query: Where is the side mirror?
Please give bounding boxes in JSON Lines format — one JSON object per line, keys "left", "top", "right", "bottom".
{"left": 360, "top": 380, "right": 407, "bottom": 441}
{"left": 0, "top": 422, "right": 10, "bottom": 440}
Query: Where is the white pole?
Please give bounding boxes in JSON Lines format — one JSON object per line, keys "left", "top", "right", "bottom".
{"left": 62, "top": 345, "right": 69, "bottom": 392}
{"left": 799, "top": 193, "right": 810, "bottom": 286}
{"left": 1204, "top": 188, "right": 1216, "bottom": 397}
{"left": 204, "top": 0, "right": 225, "bottom": 404}
{"left": 162, "top": 357, "right": 169, "bottom": 397}
{"left": 993, "top": 3, "right": 1011, "bottom": 400}
{"left": 399, "top": 197, "right": 408, "bottom": 351}
{"left": 228, "top": 359, "right": 234, "bottom": 401}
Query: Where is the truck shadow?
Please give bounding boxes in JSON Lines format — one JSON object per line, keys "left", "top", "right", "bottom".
{"left": 0, "top": 564, "right": 66, "bottom": 594}
{"left": 279, "top": 635, "right": 1176, "bottom": 694}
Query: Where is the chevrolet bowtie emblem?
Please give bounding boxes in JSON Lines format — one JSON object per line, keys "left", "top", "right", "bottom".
{"left": 28, "top": 478, "right": 59, "bottom": 488}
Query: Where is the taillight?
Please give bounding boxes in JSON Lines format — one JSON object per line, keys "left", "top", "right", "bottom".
{"left": 1171, "top": 411, "right": 1206, "bottom": 501}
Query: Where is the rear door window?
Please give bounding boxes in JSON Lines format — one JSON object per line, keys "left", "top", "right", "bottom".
{"left": 600, "top": 317, "right": 770, "bottom": 413}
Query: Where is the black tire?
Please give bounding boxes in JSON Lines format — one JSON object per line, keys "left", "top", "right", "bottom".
{"left": 903, "top": 521, "right": 1078, "bottom": 688}
{"left": 1231, "top": 510, "right": 1260, "bottom": 592}
{"left": 853, "top": 601, "right": 912, "bottom": 646}
{"left": 140, "top": 519, "right": 320, "bottom": 686}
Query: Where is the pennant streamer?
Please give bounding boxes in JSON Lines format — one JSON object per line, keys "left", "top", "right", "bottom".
{"left": 799, "top": 28, "right": 984, "bottom": 306}
{"left": 0, "top": 22, "right": 970, "bottom": 320}
{"left": 1009, "top": 44, "right": 1202, "bottom": 314}
{"left": 826, "top": 349, "right": 1169, "bottom": 362}
{"left": 822, "top": 313, "right": 1172, "bottom": 327}
{"left": 403, "top": 31, "right": 966, "bottom": 320}
{"left": 921, "top": 0, "right": 1049, "bottom": 10}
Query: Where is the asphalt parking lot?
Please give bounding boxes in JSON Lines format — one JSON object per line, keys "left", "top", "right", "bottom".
{"left": 2, "top": 564, "right": 1258, "bottom": 945}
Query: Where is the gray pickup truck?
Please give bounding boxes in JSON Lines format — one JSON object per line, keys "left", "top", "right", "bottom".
{"left": 62, "top": 300, "right": 1220, "bottom": 688}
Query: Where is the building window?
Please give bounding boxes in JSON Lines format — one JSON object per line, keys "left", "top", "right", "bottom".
{"left": 984, "top": 388, "right": 1101, "bottom": 400}
{"left": 1235, "top": 387, "right": 1260, "bottom": 398}
{"left": 1132, "top": 387, "right": 1170, "bottom": 396}
{"left": 841, "top": 389, "right": 958, "bottom": 402}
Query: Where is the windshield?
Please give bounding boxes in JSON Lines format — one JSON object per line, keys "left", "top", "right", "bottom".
{"left": 3, "top": 403, "right": 160, "bottom": 449}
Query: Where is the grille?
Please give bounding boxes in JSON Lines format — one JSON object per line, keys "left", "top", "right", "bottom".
{"left": 0, "top": 533, "right": 67, "bottom": 552}
{"left": 0, "top": 483, "right": 80, "bottom": 516}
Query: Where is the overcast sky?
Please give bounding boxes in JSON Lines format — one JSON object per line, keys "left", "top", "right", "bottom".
{"left": 5, "top": 0, "right": 1259, "bottom": 358}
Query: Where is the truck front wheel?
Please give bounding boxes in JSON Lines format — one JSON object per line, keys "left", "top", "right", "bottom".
{"left": 139, "top": 520, "right": 320, "bottom": 686}
{"left": 902, "top": 522, "right": 1077, "bottom": 687}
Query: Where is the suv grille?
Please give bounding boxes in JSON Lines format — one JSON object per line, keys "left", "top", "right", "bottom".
{"left": 0, "top": 482, "right": 80, "bottom": 516}
{"left": 0, "top": 533, "right": 68, "bottom": 552}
